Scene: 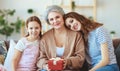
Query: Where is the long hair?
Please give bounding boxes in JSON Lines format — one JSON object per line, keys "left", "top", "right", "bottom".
{"left": 64, "top": 12, "right": 103, "bottom": 46}
{"left": 25, "top": 16, "right": 42, "bottom": 38}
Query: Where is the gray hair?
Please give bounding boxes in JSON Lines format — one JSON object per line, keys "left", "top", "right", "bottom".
{"left": 44, "top": 5, "right": 65, "bottom": 24}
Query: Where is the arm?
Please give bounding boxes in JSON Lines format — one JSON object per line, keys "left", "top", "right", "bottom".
{"left": 11, "top": 48, "right": 22, "bottom": 71}
{"left": 37, "top": 40, "right": 49, "bottom": 70}
{"left": 64, "top": 32, "right": 85, "bottom": 69}
{"left": 89, "top": 42, "right": 109, "bottom": 71}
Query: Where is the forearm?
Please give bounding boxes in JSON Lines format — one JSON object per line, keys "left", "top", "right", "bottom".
{"left": 64, "top": 56, "right": 85, "bottom": 69}
{"left": 90, "top": 60, "right": 109, "bottom": 71}
{"left": 37, "top": 56, "right": 48, "bottom": 70}
{"left": 11, "top": 49, "right": 21, "bottom": 71}
{"left": 11, "top": 60, "right": 18, "bottom": 71}
{"left": 90, "top": 43, "right": 109, "bottom": 71}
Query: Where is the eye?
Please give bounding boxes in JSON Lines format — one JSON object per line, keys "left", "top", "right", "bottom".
{"left": 56, "top": 16, "right": 60, "bottom": 19}
{"left": 30, "top": 27, "right": 33, "bottom": 30}
{"left": 49, "top": 18, "right": 53, "bottom": 21}
{"left": 67, "top": 25, "right": 71, "bottom": 28}
{"left": 70, "top": 19, "right": 73, "bottom": 23}
{"left": 35, "top": 27, "right": 39, "bottom": 29}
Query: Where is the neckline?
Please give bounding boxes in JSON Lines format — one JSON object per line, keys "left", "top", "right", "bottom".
{"left": 53, "top": 29, "right": 67, "bottom": 47}
{"left": 25, "top": 37, "right": 40, "bottom": 43}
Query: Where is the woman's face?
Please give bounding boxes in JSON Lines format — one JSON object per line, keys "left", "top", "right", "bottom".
{"left": 48, "top": 12, "right": 64, "bottom": 29}
{"left": 65, "top": 17, "right": 81, "bottom": 31}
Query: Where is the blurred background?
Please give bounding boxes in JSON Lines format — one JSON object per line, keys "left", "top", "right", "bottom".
{"left": 0, "top": 0, "right": 120, "bottom": 40}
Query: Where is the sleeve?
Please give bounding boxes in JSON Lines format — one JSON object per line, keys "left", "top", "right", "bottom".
{"left": 96, "top": 27, "right": 110, "bottom": 44}
{"left": 64, "top": 32, "right": 85, "bottom": 69}
{"left": 37, "top": 39, "right": 48, "bottom": 70}
{"left": 14, "top": 39, "right": 25, "bottom": 52}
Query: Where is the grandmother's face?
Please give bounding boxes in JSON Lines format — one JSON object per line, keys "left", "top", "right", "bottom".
{"left": 48, "top": 11, "right": 64, "bottom": 29}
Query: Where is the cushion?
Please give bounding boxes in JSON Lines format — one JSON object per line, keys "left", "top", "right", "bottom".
{"left": 0, "top": 55, "right": 4, "bottom": 64}
{"left": 115, "top": 43, "right": 120, "bottom": 69}
{"left": 113, "top": 38, "right": 120, "bottom": 49}
{"left": 0, "top": 64, "right": 6, "bottom": 71}
{"left": 4, "top": 40, "right": 17, "bottom": 71}
{"left": 0, "top": 40, "right": 7, "bottom": 64}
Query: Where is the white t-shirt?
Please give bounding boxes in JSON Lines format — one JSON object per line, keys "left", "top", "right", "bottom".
{"left": 56, "top": 47, "right": 64, "bottom": 57}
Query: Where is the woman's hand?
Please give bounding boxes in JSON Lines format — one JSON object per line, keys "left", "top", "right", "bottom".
{"left": 45, "top": 64, "right": 51, "bottom": 71}
{"left": 89, "top": 69, "right": 95, "bottom": 71}
{"left": 63, "top": 59, "right": 66, "bottom": 69}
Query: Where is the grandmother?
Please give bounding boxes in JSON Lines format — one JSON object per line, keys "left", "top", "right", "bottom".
{"left": 37, "top": 5, "right": 85, "bottom": 71}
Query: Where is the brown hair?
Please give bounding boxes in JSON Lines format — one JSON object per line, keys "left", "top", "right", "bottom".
{"left": 64, "top": 12, "right": 103, "bottom": 45}
{"left": 25, "top": 16, "right": 42, "bottom": 37}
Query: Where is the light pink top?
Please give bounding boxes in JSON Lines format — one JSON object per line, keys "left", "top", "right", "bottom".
{"left": 15, "top": 37, "right": 40, "bottom": 71}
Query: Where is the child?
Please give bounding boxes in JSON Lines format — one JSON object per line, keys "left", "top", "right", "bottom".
{"left": 11, "top": 16, "right": 42, "bottom": 71}
{"left": 64, "top": 12, "right": 119, "bottom": 71}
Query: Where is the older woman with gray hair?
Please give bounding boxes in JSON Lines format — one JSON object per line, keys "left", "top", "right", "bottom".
{"left": 37, "top": 5, "right": 85, "bottom": 71}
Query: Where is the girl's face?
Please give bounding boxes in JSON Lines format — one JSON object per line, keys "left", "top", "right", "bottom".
{"left": 48, "top": 12, "right": 64, "bottom": 29}
{"left": 27, "top": 21, "right": 41, "bottom": 39}
{"left": 65, "top": 17, "right": 81, "bottom": 31}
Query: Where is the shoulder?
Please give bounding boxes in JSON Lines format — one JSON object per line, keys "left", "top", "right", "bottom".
{"left": 16, "top": 37, "right": 28, "bottom": 47}
{"left": 19, "top": 37, "right": 26, "bottom": 41}
{"left": 66, "top": 29, "right": 83, "bottom": 42}
{"left": 67, "top": 29, "right": 82, "bottom": 37}
{"left": 96, "top": 26, "right": 108, "bottom": 32}
{"left": 15, "top": 37, "right": 26, "bottom": 52}
{"left": 42, "top": 28, "right": 54, "bottom": 39}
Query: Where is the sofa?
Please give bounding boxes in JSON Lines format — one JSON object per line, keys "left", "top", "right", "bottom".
{"left": 113, "top": 38, "right": 120, "bottom": 69}
{"left": 0, "top": 38, "right": 120, "bottom": 69}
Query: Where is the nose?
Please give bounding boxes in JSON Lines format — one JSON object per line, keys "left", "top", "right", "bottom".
{"left": 71, "top": 23, "right": 77, "bottom": 30}
{"left": 53, "top": 19, "right": 57, "bottom": 23}
{"left": 71, "top": 23, "right": 74, "bottom": 28}
{"left": 32, "top": 28, "right": 36, "bottom": 32}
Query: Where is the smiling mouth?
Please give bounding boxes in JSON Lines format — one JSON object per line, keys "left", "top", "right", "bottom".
{"left": 73, "top": 24, "right": 78, "bottom": 30}
{"left": 54, "top": 22, "right": 60, "bottom": 26}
